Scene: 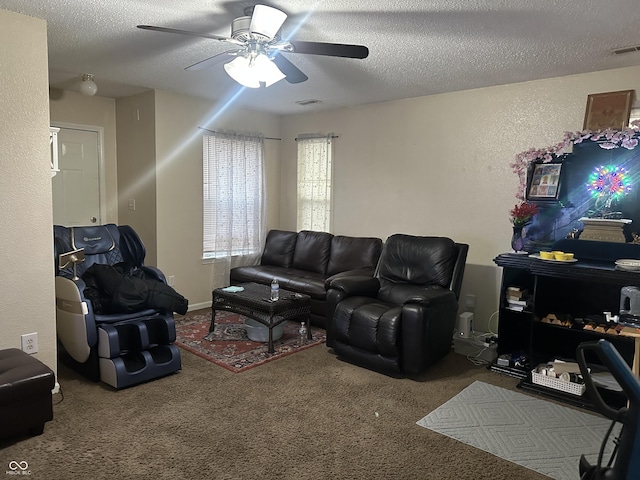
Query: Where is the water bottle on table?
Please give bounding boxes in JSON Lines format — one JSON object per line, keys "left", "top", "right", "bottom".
{"left": 270, "top": 278, "right": 279, "bottom": 301}
{"left": 299, "top": 321, "right": 307, "bottom": 346}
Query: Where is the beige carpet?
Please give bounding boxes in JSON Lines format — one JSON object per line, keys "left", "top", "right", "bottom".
{"left": 0, "top": 345, "right": 563, "bottom": 479}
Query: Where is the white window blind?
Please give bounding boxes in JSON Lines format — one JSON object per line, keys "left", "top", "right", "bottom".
{"left": 203, "top": 131, "right": 264, "bottom": 259}
{"left": 297, "top": 135, "right": 333, "bottom": 232}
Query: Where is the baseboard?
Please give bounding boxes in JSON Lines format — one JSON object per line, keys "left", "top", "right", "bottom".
{"left": 188, "top": 301, "right": 212, "bottom": 312}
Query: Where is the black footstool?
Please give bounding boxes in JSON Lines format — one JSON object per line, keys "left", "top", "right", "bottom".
{"left": 0, "top": 348, "right": 55, "bottom": 441}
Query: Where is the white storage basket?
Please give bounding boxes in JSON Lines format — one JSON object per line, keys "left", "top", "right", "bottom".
{"left": 531, "top": 370, "right": 586, "bottom": 396}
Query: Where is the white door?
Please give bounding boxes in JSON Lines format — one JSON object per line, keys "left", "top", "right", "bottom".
{"left": 52, "top": 127, "right": 101, "bottom": 226}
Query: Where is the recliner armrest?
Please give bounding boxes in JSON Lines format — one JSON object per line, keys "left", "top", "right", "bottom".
{"left": 400, "top": 287, "right": 456, "bottom": 307}
{"left": 379, "top": 283, "right": 457, "bottom": 307}
{"left": 326, "top": 276, "right": 380, "bottom": 348}
{"left": 324, "top": 268, "right": 376, "bottom": 290}
{"left": 329, "top": 276, "right": 380, "bottom": 298}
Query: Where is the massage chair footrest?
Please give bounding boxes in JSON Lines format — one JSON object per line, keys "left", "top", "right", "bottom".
{"left": 97, "top": 316, "right": 177, "bottom": 358}
{"left": 98, "top": 344, "right": 181, "bottom": 389}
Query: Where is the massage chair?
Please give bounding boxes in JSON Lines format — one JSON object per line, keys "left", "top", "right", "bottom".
{"left": 54, "top": 224, "right": 182, "bottom": 389}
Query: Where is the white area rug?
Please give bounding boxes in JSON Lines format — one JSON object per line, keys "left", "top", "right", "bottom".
{"left": 417, "top": 381, "right": 619, "bottom": 480}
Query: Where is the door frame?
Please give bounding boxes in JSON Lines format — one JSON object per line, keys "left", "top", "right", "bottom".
{"left": 51, "top": 122, "right": 107, "bottom": 225}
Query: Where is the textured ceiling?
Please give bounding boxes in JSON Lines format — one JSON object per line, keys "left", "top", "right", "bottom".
{"left": 3, "top": 0, "right": 640, "bottom": 115}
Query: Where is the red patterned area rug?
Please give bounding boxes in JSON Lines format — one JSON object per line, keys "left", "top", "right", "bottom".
{"left": 174, "top": 309, "right": 326, "bottom": 373}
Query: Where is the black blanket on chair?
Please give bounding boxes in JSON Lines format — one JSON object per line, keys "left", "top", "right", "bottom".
{"left": 82, "top": 263, "right": 188, "bottom": 315}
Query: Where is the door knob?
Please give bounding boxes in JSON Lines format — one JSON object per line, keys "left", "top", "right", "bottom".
{"left": 90, "top": 217, "right": 97, "bottom": 223}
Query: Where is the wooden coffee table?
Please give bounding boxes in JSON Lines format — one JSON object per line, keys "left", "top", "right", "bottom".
{"left": 205, "top": 282, "right": 312, "bottom": 353}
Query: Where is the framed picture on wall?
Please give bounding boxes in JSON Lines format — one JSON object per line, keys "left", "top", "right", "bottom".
{"left": 527, "top": 163, "right": 563, "bottom": 201}
{"left": 583, "top": 90, "right": 634, "bottom": 131}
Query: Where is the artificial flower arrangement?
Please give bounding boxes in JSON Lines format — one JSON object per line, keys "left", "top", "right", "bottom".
{"left": 511, "top": 120, "right": 640, "bottom": 201}
{"left": 510, "top": 202, "right": 539, "bottom": 227}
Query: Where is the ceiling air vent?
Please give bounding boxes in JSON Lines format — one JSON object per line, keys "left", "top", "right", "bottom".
{"left": 612, "top": 45, "right": 640, "bottom": 55}
{"left": 295, "top": 99, "right": 322, "bottom": 106}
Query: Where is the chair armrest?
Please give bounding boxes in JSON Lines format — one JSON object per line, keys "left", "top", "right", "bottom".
{"left": 139, "top": 265, "right": 166, "bottom": 283}
{"left": 325, "top": 276, "right": 380, "bottom": 348}
{"left": 324, "top": 267, "right": 376, "bottom": 290}
{"left": 55, "top": 275, "right": 91, "bottom": 316}
{"left": 328, "top": 276, "right": 380, "bottom": 298}
{"left": 401, "top": 287, "right": 456, "bottom": 307}
{"left": 55, "top": 275, "right": 96, "bottom": 363}
{"left": 401, "top": 290, "right": 458, "bottom": 374}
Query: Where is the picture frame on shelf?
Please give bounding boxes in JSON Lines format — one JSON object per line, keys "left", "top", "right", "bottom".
{"left": 527, "top": 162, "right": 563, "bottom": 201}
{"left": 583, "top": 89, "right": 634, "bottom": 131}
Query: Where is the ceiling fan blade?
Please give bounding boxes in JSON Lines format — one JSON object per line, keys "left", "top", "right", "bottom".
{"left": 137, "top": 25, "right": 243, "bottom": 46}
{"left": 249, "top": 5, "right": 287, "bottom": 40}
{"left": 271, "top": 55, "right": 308, "bottom": 84}
{"left": 185, "top": 50, "right": 240, "bottom": 71}
{"left": 288, "top": 40, "right": 369, "bottom": 59}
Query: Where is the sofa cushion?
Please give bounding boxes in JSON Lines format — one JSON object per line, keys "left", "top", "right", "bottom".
{"left": 230, "top": 266, "right": 327, "bottom": 299}
{"left": 326, "top": 236, "right": 383, "bottom": 276}
{"left": 278, "top": 270, "right": 327, "bottom": 299}
{"left": 292, "top": 231, "right": 332, "bottom": 274}
{"left": 231, "top": 265, "right": 289, "bottom": 286}
{"left": 260, "top": 230, "right": 298, "bottom": 268}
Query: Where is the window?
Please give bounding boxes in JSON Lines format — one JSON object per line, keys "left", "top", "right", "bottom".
{"left": 296, "top": 135, "right": 333, "bottom": 232}
{"left": 203, "top": 131, "right": 264, "bottom": 259}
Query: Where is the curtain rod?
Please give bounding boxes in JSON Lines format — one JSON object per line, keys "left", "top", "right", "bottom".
{"left": 198, "top": 126, "right": 281, "bottom": 141}
{"left": 295, "top": 134, "right": 339, "bottom": 141}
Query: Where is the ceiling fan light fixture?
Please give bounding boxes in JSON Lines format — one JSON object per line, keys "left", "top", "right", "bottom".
{"left": 253, "top": 54, "right": 286, "bottom": 87}
{"left": 79, "top": 73, "right": 98, "bottom": 96}
{"left": 139, "top": 4, "right": 370, "bottom": 88}
{"left": 224, "top": 53, "right": 285, "bottom": 88}
{"left": 249, "top": 5, "right": 287, "bottom": 40}
{"left": 224, "top": 56, "right": 260, "bottom": 88}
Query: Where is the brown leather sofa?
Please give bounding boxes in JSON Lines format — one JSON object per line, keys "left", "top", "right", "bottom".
{"left": 230, "top": 230, "right": 383, "bottom": 328}
{"left": 0, "top": 348, "right": 55, "bottom": 441}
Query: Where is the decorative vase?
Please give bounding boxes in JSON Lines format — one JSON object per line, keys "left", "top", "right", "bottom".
{"left": 511, "top": 225, "right": 525, "bottom": 253}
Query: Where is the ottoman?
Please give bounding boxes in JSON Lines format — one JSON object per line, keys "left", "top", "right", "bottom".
{"left": 0, "top": 348, "right": 55, "bottom": 441}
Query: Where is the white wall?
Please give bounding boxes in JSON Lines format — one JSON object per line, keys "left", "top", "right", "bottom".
{"left": 0, "top": 9, "right": 57, "bottom": 375}
{"left": 146, "top": 90, "right": 281, "bottom": 309}
{"left": 280, "top": 65, "right": 640, "bottom": 332}
{"left": 116, "top": 91, "right": 158, "bottom": 264}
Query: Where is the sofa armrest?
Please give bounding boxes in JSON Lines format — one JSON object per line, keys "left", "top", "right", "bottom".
{"left": 324, "top": 267, "right": 376, "bottom": 290}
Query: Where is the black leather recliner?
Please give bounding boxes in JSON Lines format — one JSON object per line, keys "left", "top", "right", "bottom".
{"left": 326, "top": 234, "right": 468, "bottom": 375}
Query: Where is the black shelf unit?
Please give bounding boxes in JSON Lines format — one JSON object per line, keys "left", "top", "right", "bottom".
{"left": 493, "top": 251, "right": 639, "bottom": 408}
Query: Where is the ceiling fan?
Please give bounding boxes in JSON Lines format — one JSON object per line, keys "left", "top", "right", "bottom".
{"left": 137, "top": 4, "right": 369, "bottom": 88}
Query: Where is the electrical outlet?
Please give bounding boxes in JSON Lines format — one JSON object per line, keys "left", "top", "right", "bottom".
{"left": 167, "top": 275, "right": 175, "bottom": 287}
{"left": 21, "top": 332, "right": 38, "bottom": 354}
